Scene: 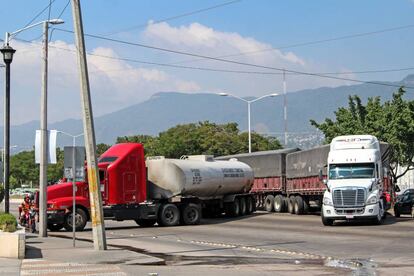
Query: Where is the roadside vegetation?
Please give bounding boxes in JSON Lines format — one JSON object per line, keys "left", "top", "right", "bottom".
{"left": 311, "top": 87, "right": 414, "bottom": 183}
{"left": 0, "top": 212, "right": 17, "bottom": 232}
{"left": 8, "top": 121, "right": 281, "bottom": 189}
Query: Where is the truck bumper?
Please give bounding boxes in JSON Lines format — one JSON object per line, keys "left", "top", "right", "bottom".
{"left": 46, "top": 210, "right": 65, "bottom": 225}
{"left": 322, "top": 203, "right": 379, "bottom": 220}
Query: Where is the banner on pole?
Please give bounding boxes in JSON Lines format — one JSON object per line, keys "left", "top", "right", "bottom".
{"left": 35, "top": 129, "right": 58, "bottom": 164}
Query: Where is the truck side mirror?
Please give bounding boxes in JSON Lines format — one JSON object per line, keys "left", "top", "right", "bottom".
{"left": 318, "top": 169, "right": 323, "bottom": 181}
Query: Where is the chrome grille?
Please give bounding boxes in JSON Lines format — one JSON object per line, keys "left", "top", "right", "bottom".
{"left": 333, "top": 188, "right": 366, "bottom": 207}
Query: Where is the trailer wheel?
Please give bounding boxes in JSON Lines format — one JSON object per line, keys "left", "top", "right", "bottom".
{"left": 63, "top": 208, "right": 88, "bottom": 232}
{"left": 303, "top": 199, "right": 310, "bottom": 214}
{"left": 158, "top": 204, "right": 180, "bottom": 227}
{"left": 246, "top": 197, "right": 254, "bottom": 214}
{"left": 273, "top": 195, "right": 285, "bottom": 213}
{"left": 264, "top": 195, "right": 275, "bottom": 212}
{"left": 135, "top": 219, "right": 156, "bottom": 227}
{"left": 181, "top": 203, "right": 201, "bottom": 225}
{"left": 287, "top": 196, "right": 295, "bottom": 214}
{"left": 47, "top": 223, "right": 64, "bottom": 232}
{"left": 225, "top": 198, "right": 240, "bottom": 217}
{"left": 239, "top": 197, "right": 247, "bottom": 216}
{"left": 294, "top": 196, "right": 304, "bottom": 215}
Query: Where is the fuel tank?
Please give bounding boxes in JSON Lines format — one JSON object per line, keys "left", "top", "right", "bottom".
{"left": 146, "top": 155, "right": 254, "bottom": 199}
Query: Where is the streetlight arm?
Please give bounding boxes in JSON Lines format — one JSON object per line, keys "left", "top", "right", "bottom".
{"left": 250, "top": 93, "right": 279, "bottom": 103}
{"left": 222, "top": 93, "right": 249, "bottom": 103}
{"left": 57, "top": 130, "right": 84, "bottom": 138}
{"left": 6, "top": 19, "right": 64, "bottom": 44}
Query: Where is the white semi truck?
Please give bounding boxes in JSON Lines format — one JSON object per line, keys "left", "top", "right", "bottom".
{"left": 321, "top": 135, "right": 388, "bottom": 226}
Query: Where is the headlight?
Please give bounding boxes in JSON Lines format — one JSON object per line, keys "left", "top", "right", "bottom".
{"left": 366, "top": 195, "right": 378, "bottom": 205}
{"left": 323, "top": 197, "right": 333, "bottom": 206}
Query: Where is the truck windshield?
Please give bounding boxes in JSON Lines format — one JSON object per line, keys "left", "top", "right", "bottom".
{"left": 329, "top": 163, "right": 375, "bottom": 179}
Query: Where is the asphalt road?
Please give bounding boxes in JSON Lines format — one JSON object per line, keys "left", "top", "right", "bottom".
{"left": 4, "top": 201, "right": 414, "bottom": 275}
{"left": 56, "top": 210, "right": 414, "bottom": 275}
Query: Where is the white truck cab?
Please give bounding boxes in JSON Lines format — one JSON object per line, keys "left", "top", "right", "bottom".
{"left": 321, "top": 135, "right": 386, "bottom": 226}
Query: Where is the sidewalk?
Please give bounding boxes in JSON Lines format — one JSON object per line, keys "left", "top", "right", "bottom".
{"left": 0, "top": 234, "right": 163, "bottom": 276}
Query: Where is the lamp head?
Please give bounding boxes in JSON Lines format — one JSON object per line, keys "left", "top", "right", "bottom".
{"left": 270, "top": 93, "right": 279, "bottom": 97}
{"left": 217, "top": 92, "right": 228, "bottom": 97}
{"left": 0, "top": 45, "right": 16, "bottom": 64}
{"left": 49, "top": 19, "right": 65, "bottom": 25}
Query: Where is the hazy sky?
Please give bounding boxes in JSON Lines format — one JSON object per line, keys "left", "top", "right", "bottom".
{"left": 0, "top": 0, "right": 413, "bottom": 125}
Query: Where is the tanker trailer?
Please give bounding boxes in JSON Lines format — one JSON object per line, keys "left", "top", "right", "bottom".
{"left": 146, "top": 155, "right": 255, "bottom": 225}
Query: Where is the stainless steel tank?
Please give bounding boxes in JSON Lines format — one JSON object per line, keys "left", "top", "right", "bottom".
{"left": 146, "top": 155, "right": 254, "bottom": 199}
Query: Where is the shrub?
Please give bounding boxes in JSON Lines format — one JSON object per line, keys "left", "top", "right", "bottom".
{"left": 0, "top": 213, "right": 17, "bottom": 232}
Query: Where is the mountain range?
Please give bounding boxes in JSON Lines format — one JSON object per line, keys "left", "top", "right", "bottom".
{"left": 4, "top": 74, "right": 414, "bottom": 152}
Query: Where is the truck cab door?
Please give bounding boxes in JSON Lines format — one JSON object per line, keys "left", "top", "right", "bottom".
{"left": 99, "top": 169, "right": 108, "bottom": 204}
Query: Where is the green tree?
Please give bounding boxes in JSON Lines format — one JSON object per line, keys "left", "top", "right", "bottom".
{"left": 117, "top": 135, "right": 160, "bottom": 156}
{"left": 310, "top": 87, "right": 414, "bottom": 183}
{"left": 9, "top": 149, "right": 65, "bottom": 188}
{"left": 118, "top": 121, "right": 282, "bottom": 158}
{"left": 96, "top": 143, "right": 111, "bottom": 156}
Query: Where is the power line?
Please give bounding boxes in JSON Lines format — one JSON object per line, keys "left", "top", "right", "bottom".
{"left": 18, "top": 0, "right": 57, "bottom": 34}
{"left": 103, "top": 0, "right": 242, "bottom": 36}
{"left": 14, "top": 37, "right": 414, "bottom": 83}
{"left": 52, "top": 28, "right": 414, "bottom": 90}
{"left": 49, "top": 0, "right": 71, "bottom": 42}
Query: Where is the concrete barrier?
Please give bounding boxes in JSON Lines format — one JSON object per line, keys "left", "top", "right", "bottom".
{"left": 0, "top": 227, "right": 25, "bottom": 259}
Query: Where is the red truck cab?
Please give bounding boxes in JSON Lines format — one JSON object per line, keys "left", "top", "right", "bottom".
{"left": 46, "top": 143, "right": 157, "bottom": 231}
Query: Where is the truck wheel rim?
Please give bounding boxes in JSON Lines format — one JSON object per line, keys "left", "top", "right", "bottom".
{"left": 68, "top": 213, "right": 83, "bottom": 227}
{"left": 165, "top": 208, "right": 175, "bottom": 223}
{"left": 187, "top": 209, "right": 197, "bottom": 221}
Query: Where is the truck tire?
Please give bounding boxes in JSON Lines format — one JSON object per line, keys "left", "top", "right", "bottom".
{"left": 63, "top": 208, "right": 88, "bottom": 232}
{"left": 294, "top": 196, "right": 304, "bottom": 215}
{"left": 287, "top": 196, "right": 295, "bottom": 214}
{"left": 246, "top": 196, "right": 254, "bottom": 214}
{"left": 264, "top": 195, "right": 275, "bottom": 212}
{"left": 47, "top": 223, "right": 64, "bottom": 232}
{"left": 321, "top": 211, "right": 334, "bottom": 226}
{"left": 273, "top": 195, "right": 285, "bottom": 213}
{"left": 181, "top": 203, "right": 201, "bottom": 225}
{"left": 239, "top": 197, "right": 247, "bottom": 216}
{"left": 372, "top": 201, "right": 385, "bottom": 225}
{"left": 225, "top": 198, "right": 240, "bottom": 217}
{"left": 303, "top": 199, "right": 310, "bottom": 214}
{"left": 135, "top": 219, "right": 157, "bottom": 227}
{"left": 158, "top": 204, "right": 180, "bottom": 227}
{"left": 394, "top": 207, "right": 400, "bottom": 218}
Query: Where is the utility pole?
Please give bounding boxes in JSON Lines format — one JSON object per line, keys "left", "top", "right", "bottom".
{"left": 283, "top": 69, "right": 288, "bottom": 146}
{"left": 39, "top": 22, "right": 49, "bottom": 237}
{"left": 71, "top": 0, "right": 107, "bottom": 250}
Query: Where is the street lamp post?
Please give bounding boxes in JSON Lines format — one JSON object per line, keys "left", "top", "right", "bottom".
{"left": 218, "top": 92, "right": 279, "bottom": 153}
{"left": 0, "top": 45, "right": 16, "bottom": 214}
{"left": 2, "top": 18, "right": 64, "bottom": 231}
{"left": 57, "top": 131, "right": 84, "bottom": 248}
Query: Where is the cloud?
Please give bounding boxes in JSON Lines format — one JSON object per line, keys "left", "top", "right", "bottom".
{"left": 5, "top": 40, "right": 202, "bottom": 125}
{"left": 142, "top": 22, "right": 352, "bottom": 93}
{"left": 4, "top": 21, "right": 353, "bottom": 125}
{"left": 144, "top": 22, "right": 306, "bottom": 67}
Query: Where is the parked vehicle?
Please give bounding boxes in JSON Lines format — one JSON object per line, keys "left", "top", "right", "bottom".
{"left": 394, "top": 192, "right": 414, "bottom": 217}
{"left": 321, "top": 135, "right": 392, "bottom": 225}
{"left": 44, "top": 143, "right": 255, "bottom": 231}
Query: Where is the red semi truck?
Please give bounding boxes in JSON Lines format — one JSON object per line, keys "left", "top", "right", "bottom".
{"left": 45, "top": 143, "right": 255, "bottom": 231}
